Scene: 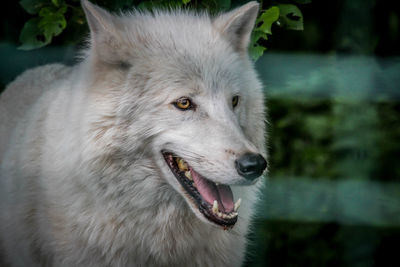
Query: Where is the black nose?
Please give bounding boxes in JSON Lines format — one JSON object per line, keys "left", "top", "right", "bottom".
{"left": 235, "top": 153, "right": 267, "bottom": 181}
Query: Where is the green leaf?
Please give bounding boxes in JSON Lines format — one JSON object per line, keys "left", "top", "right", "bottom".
{"left": 182, "top": 0, "right": 191, "bottom": 5}
{"left": 256, "top": 6, "right": 280, "bottom": 35}
{"left": 248, "top": 6, "right": 279, "bottom": 61}
{"left": 278, "top": 4, "right": 304, "bottom": 30}
{"left": 39, "top": 5, "right": 67, "bottom": 17}
{"left": 251, "top": 30, "right": 267, "bottom": 42}
{"left": 249, "top": 44, "right": 266, "bottom": 61}
{"left": 38, "top": 7, "right": 67, "bottom": 41}
{"left": 51, "top": 0, "right": 60, "bottom": 7}
{"left": 18, "top": 17, "right": 50, "bottom": 50}
{"left": 20, "top": 0, "right": 47, "bottom": 15}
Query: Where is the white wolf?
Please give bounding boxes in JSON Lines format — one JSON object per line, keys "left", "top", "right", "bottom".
{"left": 0, "top": 0, "right": 267, "bottom": 266}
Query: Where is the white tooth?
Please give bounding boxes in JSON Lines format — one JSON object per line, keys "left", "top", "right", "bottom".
{"left": 217, "top": 212, "right": 223, "bottom": 218}
{"left": 233, "top": 212, "right": 238, "bottom": 217}
{"left": 234, "top": 198, "right": 242, "bottom": 212}
{"left": 212, "top": 200, "right": 218, "bottom": 214}
{"left": 185, "top": 171, "right": 192, "bottom": 180}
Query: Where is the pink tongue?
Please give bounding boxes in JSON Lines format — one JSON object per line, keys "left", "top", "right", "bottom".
{"left": 190, "top": 168, "right": 234, "bottom": 213}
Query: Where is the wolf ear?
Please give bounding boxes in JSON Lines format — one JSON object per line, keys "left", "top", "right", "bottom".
{"left": 82, "top": 0, "right": 116, "bottom": 35}
{"left": 213, "top": 1, "right": 259, "bottom": 55}
{"left": 81, "top": 0, "right": 128, "bottom": 66}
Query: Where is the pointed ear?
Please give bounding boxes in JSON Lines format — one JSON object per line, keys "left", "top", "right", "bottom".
{"left": 82, "top": 0, "right": 116, "bottom": 35}
{"left": 82, "top": 0, "right": 129, "bottom": 66}
{"left": 213, "top": 1, "right": 259, "bottom": 55}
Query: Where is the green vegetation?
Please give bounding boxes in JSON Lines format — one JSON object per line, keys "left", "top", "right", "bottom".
{"left": 17, "top": 0, "right": 307, "bottom": 60}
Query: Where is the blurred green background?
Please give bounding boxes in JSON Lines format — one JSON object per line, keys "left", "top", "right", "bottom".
{"left": 1, "top": 0, "right": 400, "bottom": 266}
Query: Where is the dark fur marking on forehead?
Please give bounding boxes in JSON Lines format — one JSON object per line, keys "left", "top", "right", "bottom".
{"left": 118, "top": 61, "right": 131, "bottom": 70}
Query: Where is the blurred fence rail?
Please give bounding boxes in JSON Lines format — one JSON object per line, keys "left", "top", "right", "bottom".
{"left": 258, "top": 177, "right": 400, "bottom": 227}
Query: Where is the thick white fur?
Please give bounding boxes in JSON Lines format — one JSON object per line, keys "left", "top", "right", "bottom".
{"left": 0, "top": 1, "right": 267, "bottom": 266}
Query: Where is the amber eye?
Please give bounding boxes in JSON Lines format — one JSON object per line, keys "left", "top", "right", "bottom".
{"left": 232, "top": 95, "right": 240, "bottom": 108}
{"left": 174, "top": 97, "right": 193, "bottom": 110}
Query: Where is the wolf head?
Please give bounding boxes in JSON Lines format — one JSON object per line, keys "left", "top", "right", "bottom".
{"left": 81, "top": 0, "right": 267, "bottom": 228}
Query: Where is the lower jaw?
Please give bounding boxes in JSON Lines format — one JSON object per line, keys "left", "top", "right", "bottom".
{"left": 198, "top": 203, "right": 238, "bottom": 228}
{"left": 175, "top": 169, "right": 238, "bottom": 228}
{"left": 162, "top": 151, "right": 239, "bottom": 228}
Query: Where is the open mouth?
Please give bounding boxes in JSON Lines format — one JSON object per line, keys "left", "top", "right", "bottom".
{"left": 162, "top": 151, "right": 241, "bottom": 228}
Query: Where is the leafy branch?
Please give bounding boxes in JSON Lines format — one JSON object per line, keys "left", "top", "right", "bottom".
{"left": 18, "top": 0, "right": 308, "bottom": 61}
